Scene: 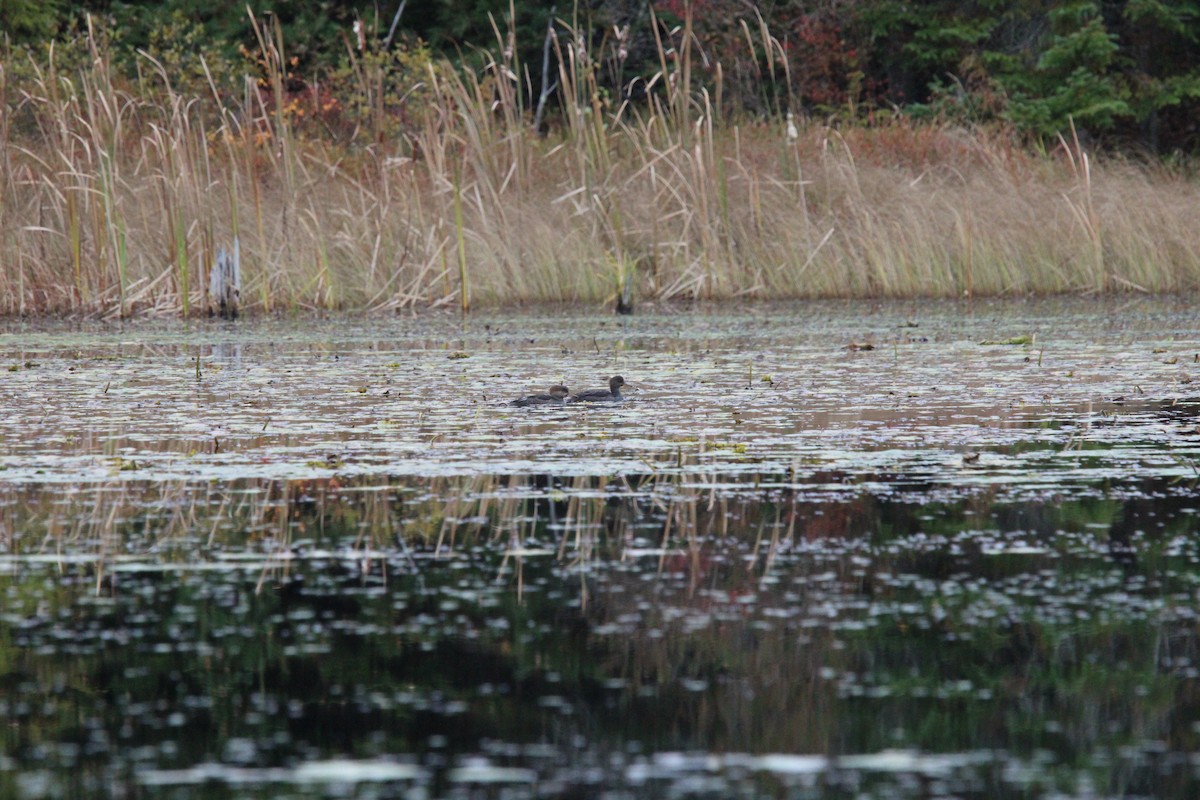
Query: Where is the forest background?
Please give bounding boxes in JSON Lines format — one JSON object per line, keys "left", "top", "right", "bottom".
{"left": 3, "top": 0, "right": 1200, "bottom": 315}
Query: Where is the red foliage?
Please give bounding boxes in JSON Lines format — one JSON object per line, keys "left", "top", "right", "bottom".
{"left": 787, "top": 13, "right": 859, "bottom": 108}
{"left": 649, "top": 1, "right": 865, "bottom": 114}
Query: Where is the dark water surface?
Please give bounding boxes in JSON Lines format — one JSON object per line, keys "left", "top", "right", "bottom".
{"left": 3, "top": 299, "right": 1200, "bottom": 798}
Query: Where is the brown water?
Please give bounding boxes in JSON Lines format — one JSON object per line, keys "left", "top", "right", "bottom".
{"left": 3, "top": 298, "right": 1200, "bottom": 798}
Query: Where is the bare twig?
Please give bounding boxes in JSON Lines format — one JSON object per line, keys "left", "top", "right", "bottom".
{"left": 533, "top": 8, "right": 558, "bottom": 133}
{"left": 383, "top": 0, "right": 408, "bottom": 50}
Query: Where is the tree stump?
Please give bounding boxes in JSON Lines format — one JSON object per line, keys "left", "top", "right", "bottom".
{"left": 209, "top": 238, "right": 241, "bottom": 319}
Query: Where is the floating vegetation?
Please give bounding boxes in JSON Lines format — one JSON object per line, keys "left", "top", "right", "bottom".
{"left": 3, "top": 300, "right": 1200, "bottom": 798}
{"left": 980, "top": 335, "right": 1036, "bottom": 346}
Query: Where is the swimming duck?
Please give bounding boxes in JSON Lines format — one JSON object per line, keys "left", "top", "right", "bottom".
{"left": 510, "top": 384, "right": 570, "bottom": 407}
{"left": 569, "top": 375, "right": 626, "bottom": 403}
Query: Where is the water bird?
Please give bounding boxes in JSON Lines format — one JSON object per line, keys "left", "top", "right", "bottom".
{"left": 511, "top": 385, "right": 570, "bottom": 407}
{"left": 569, "top": 376, "right": 626, "bottom": 403}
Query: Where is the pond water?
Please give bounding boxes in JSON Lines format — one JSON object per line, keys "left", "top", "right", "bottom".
{"left": 3, "top": 299, "right": 1200, "bottom": 799}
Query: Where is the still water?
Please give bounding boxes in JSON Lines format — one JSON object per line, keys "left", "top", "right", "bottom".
{"left": 3, "top": 299, "right": 1200, "bottom": 798}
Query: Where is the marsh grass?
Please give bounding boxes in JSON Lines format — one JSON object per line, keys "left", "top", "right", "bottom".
{"left": 4, "top": 19, "right": 1200, "bottom": 317}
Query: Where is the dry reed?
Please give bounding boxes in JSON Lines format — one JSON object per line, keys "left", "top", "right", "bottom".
{"left": 3, "top": 20, "right": 1200, "bottom": 318}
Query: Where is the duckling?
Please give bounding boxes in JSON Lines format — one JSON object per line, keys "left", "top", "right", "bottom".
{"left": 510, "top": 384, "right": 570, "bottom": 407}
{"left": 569, "top": 376, "right": 626, "bottom": 403}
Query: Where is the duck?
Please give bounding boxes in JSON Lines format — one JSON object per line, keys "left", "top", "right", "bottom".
{"left": 569, "top": 375, "right": 626, "bottom": 403}
{"left": 510, "top": 384, "right": 570, "bottom": 407}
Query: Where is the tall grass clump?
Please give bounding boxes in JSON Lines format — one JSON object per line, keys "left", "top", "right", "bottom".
{"left": 3, "top": 11, "right": 1200, "bottom": 317}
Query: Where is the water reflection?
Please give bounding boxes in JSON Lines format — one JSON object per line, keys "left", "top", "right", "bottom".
{"left": 3, "top": 469, "right": 1200, "bottom": 798}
